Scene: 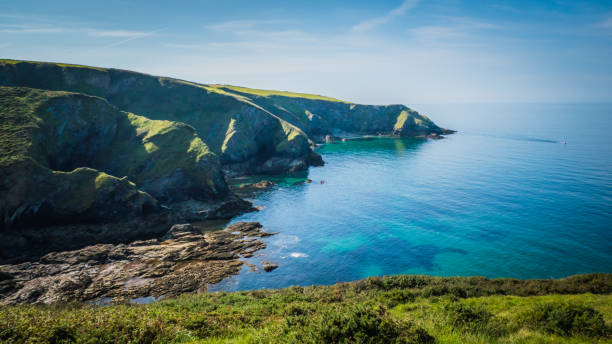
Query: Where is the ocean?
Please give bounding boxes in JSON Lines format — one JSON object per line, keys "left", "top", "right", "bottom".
{"left": 210, "top": 103, "right": 612, "bottom": 291}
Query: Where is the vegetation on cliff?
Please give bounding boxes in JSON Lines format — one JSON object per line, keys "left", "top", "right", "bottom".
{"left": 0, "top": 86, "right": 229, "bottom": 229}
{"left": 0, "top": 274, "right": 610, "bottom": 343}
{"left": 0, "top": 59, "right": 448, "bottom": 175}
{"left": 0, "top": 59, "right": 450, "bottom": 260}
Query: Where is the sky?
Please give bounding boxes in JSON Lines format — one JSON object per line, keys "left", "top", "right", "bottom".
{"left": 1, "top": 0, "right": 611, "bottom": 104}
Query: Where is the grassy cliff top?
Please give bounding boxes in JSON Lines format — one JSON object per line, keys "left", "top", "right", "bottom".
{"left": 0, "top": 58, "right": 107, "bottom": 72}
{"left": 210, "top": 84, "right": 348, "bottom": 103}
{"left": 1, "top": 274, "right": 610, "bottom": 343}
{"left": 0, "top": 59, "right": 346, "bottom": 103}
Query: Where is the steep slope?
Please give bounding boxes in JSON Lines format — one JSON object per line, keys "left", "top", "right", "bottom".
{"left": 212, "top": 85, "right": 449, "bottom": 138}
{"left": 0, "top": 60, "right": 317, "bottom": 175}
{"left": 0, "top": 59, "right": 451, "bottom": 175}
{"left": 0, "top": 60, "right": 452, "bottom": 259}
{"left": 0, "top": 86, "right": 231, "bottom": 230}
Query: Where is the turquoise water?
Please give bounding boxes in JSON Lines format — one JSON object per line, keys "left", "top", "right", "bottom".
{"left": 210, "top": 103, "right": 612, "bottom": 291}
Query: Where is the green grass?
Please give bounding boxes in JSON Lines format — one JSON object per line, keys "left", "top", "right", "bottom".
{"left": 0, "top": 85, "right": 223, "bottom": 206}
{"left": 1, "top": 274, "right": 610, "bottom": 343}
{"left": 0, "top": 59, "right": 107, "bottom": 71}
{"left": 210, "top": 84, "right": 349, "bottom": 103}
{"left": 394, "top": 110, "right": 410, "bottom": 131}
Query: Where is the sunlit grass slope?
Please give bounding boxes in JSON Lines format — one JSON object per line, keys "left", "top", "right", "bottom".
{"left": 1, "top": 274, "right": 610, "bottom": 343}
{"left": 0, "top": 59, "right": 312, "bottom": 171}
{"left": 0, "top": 59, "right": 446, "bottom": 174}
{"left": 210, "top": 84, "right": 348, "bottom": 103}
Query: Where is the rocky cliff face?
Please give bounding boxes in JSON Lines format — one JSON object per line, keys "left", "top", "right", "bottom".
{"left": 0, "top": 61, "right": 316, "bottom": 176}
{"left": 0, "top": 86, "right": 251, "bottom": 260}
{"left": 217, "top": 87, "right": 447, "bottom": 138}
{"left": 0, "top": 59, "right": 451, "bottom": 260}
{"left": 0, "top": 60, "right": 451, "bottom": 175}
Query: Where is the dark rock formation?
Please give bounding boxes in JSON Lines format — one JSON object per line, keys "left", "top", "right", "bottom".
{"left": 262, "top": 261, "right": 279, "bottom": 272}
{"left": 0, "top": 60, "right": 451, "bottom": 177}
{"left": 0, "top": 86, "right": 254, "bottom": 257}
{"left": 0, "top": 59, "right": 451, "bottom": 267}
{"left": 0, "top": 222, "right": 275, "bottom": 304}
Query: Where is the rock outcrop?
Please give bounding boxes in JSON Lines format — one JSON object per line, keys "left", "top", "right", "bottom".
{"left": 0, "top": 59, "right": 451, "bottom": 261}
{"left": 0, "top": 59, "right": 452, "bottom": 176}
{"left": 232, "top": 180, "right": 276, "bottom": 198}
{"left": 0, "top": 86, "right": 252, "bottom": 258}
{"left": 0, "top": 222, "right": 275, "bottom": 304}
{"left": 0, "top": 60, "right": 316, "bottom": 176}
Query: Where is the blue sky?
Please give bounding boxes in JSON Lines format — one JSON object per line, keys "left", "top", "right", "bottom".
{"left": 1, "top": 0, "right": 611, "bottom": 104}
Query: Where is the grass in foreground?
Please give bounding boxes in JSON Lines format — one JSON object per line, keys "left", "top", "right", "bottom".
{"left": 0, "top": 274, "right": 610, "bottom": 343}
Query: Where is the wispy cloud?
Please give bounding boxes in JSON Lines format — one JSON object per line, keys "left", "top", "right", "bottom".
{"left": 409, "top": 16, "right": 501, "bottom": 44}
{"left": 98, "top": 28, "right": 165, "bottom": 48}
{"left": 87, "top": 29, "right": 154, "bottom": 38}
{"left": 201, "top": 19, "right": 315, "bottom": 50}
{"left": 0, "top": 24, "right": 67, "bottom": 34}
{"left": 352, "top": 0, "right": 420, "bottom": 32}
{"left": 0, "top": 24, "right": 160, "bottom": 40}
{"left": 0, "top": 21, "right": 164, "bottom": 49}
{"left": 410, "top": 25, "right": 465, "bottom": 41}
{"left": 206, "top": 19, "right": 289, "bottom": 32}
{"left": 443, "top": 16, "right": 502, "bottom": 30}
{"left": 0, "top": 13, "right": 33, "bottom": 19}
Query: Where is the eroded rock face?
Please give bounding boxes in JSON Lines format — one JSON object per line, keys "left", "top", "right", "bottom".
{"left": 0, "top": 60, "right": 451, "bottom": 177}
{"left": 0, "top": 222, "right": 275, "bottom": 304}
{"left": 0, "top": 61, "right": 452, "bottom": 287}
{"left": 0, "top": 159, "right": 161, "bottom": 228}
{"left": 0, "top": 62, "right": 316, "bottom": 176}
{"left": 0, "top": 86, "right": 256, "bottom": 253}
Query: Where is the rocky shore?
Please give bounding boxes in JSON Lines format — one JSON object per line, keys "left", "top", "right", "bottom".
{"left": 0, "top": 222, "right": 275, "bottom": 305}
{"left": 0, "top": 59, "right": 453, "bottom": 304}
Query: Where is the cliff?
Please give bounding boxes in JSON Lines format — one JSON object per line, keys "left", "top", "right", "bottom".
{"left": 0, "top": 59, "right": 452, "bottom": 258}
{"left": 0, "top": 59, "right": 450, "bottom": 175}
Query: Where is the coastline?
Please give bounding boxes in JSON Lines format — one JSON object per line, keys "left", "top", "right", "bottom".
{"left": 1, "top": 273, "right": 609, "bottom": 343}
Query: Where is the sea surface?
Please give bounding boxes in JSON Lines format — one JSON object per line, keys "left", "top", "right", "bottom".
{"left": 210, "top": 103, "right": 612, "bottom": 291}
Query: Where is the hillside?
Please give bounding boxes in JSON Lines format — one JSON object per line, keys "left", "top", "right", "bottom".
{"left": 0, "top": 86, "right": 248, "bottom": 259}
{"left": 0, "top": 274, "right": 610, "bottom": 343}
{"left": 0, "top": 60, "right": 447, "bottom": 259}
{"left": 0, "top": 59, "right": 451, "bottom": 258}
{"left": 0, "top": 59, "right": 449, "bottom": 175}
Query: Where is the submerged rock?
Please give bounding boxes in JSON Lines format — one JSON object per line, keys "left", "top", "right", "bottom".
{"left": 0, "top": 222, "right": 275, "bottom": 305}
{"left": 232, "top": 180, "right": 276, "bottom": 198}
{"left": 246, "top": 180, "right": 276, "bottom": 189}
{"left": 262, "top": 261, "right": 279, "bottom": 272}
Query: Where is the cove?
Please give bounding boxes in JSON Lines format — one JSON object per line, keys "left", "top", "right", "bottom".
{"left": 211, "top": 103, "right": 612, "bottom": 292}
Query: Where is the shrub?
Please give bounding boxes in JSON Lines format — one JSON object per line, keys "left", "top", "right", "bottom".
{"left": 377, "top": 290, "right": 416, "bottom": 308}
{"left": 444, "top": 302, "right": 506, "bottom": 337}
{"left": 283, "top": 302, "right": 316, "bottom": 317}
{"left": 285, "top": 304, "right": 434, "bottom": 344}
{"left": 521, "top": 302, "right": 609, "bottom": 337}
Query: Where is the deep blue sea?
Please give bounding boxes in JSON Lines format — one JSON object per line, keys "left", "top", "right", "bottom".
{"left": 210, "top": 103, "right": 612, "bottom": 291}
